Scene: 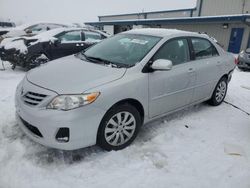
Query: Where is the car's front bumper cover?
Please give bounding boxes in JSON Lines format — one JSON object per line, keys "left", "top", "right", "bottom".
{"left": 15, "top": 77, "right": 106, "bottom": 150}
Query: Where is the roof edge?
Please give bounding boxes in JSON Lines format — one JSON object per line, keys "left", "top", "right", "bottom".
{"left": 98, "top": 7, "right": 197, "bottom": 18}
{"left": 86, "top": 14, "right": 250, "bottom": 26}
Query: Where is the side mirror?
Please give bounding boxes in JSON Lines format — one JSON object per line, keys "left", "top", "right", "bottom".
{"left": 151, "top": 59, "right": 173, "bottom": 71}
{"left": 53, "top": 39, "right": 61, "bottom": 46}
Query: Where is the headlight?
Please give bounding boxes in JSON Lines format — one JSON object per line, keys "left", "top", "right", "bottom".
{"left": 47, "top": 92, "right": 100, "bottom": 111}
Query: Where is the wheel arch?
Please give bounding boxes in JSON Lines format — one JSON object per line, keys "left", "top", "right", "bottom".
{"left": 96, "top": 98, "right": 145, "bottom": 143}
{"left": 109, "top": 98, "right": 145, "bottom": 121}
{"left": 221, "top": 74, "right": 228, "bottom": 80}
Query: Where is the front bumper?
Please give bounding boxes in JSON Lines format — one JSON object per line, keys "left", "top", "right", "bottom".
{"left": 238, "top": 55, "right": 250, "bottom": 69}
{"left": 237, "top": 61, "right": 250, "bottom": 69}
{"left": 15, "top": 78, "right": 106, "bottom": 150}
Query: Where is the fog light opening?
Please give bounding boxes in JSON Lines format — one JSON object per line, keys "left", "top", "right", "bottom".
{"left": 56, "top": 128, "right": 70, "bottom": 143}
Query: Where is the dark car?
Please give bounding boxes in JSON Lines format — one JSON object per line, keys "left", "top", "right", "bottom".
{"left": 237, "top": 48, "right": 250, "bottom": 70}
{"left": 0, "top": 28, "right": 109, "bottom": 69}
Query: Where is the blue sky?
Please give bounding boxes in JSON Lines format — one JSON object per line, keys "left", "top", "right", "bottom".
{"left": 0, "top": 0, "right": 197, "bottom": 24}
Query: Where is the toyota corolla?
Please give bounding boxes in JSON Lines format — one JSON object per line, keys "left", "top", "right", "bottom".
{"left": 15, "top": 29, "right": 236, "bottom": 151}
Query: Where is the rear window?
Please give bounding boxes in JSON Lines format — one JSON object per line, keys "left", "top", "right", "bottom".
{"left": 191, "top": 38, "right": 219, "bottom": 60}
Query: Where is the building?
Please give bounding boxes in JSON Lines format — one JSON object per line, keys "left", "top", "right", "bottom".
{"left": 85, "top": 0, "right": 250, "bottom": 53}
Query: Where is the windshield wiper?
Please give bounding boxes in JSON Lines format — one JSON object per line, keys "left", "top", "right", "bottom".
{"left": 81, "top": 53, "right": 130, "bottom": 68}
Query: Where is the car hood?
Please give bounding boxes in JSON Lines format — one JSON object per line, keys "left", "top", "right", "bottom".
{"left": 26, "top": 55, "right": 127, "bottom": 94}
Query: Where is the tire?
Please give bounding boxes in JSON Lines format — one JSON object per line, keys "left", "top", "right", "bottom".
{"left": 208, "top": 77, "right": 228, "bottom": 106}
{"left": 97, "top": 103, "right": 142, "bottom": 151}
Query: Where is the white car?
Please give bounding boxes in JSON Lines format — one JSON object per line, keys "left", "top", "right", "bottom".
{"left": 0, "top": 22, "right": 68, "bottom": 41}
{"left": 15, "top": 29, "right": 236, "bottom": 151}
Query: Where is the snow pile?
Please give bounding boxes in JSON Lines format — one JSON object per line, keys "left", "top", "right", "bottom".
{"left": 4, "top": 30, "right": 26, "bottom": 38}
{"left": 4, "top": 39, "right": 28, "bottom": 54}
{"left": 225, "top": 68, "right": 250, "bottom": 113}
{"left": 27, "top": 27, "right": 82, "bottom": 45}
{"left": 0, "top": 65, "right": 249, "bottom": 188}
{"left": 0, "top": 37, "right": 19, "bottom": 47}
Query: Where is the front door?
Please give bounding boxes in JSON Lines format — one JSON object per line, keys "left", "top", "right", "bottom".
{"left": 48, "top": 30, "right": 86, "bottom": 59}
{"left": 148, "top": 38, "right": 196, "bottom": 118}
{"left": 228, "top": 28, "right": 244, "bottom": 53}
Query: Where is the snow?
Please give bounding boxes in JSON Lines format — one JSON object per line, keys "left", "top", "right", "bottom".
{"left": 4, "top": 39, "right": 28, "bottom": 54}
{"left": 0, "top": 28, "right": 108, "bottom": 52}
{"left": 0, "top": 37, "right": 19, "bottom": 47}
{"left": 0, "top": 28, "right": 79, "bottom": 52}
{"left": 126, "top": 28, "right": 196, "bottom": 38}
{"left": 4, "top": 30, "right": 27, "bottom": 38}
{"left": 225, "top": 68, "right": 250, "bottom": 113}
{"left": 28, "top": 27, "right": 101, "bottom": 43}
{"left": 0, "top": 64, "right": 250, "bottom": 188}
{"left": 23, "top": 27, "right": 86, "bottom": 44}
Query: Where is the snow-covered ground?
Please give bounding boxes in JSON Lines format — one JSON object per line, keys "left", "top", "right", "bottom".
{"left": 0, "top": 63, "right": 250, "bottom": 188}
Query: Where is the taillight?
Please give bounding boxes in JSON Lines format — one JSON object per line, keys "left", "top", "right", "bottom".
{"left": 234, "top": 57, "right": 239, "bottom": 65}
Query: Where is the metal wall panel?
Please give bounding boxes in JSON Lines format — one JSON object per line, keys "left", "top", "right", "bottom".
{"left": 200, "top": 0, "right": 250, "bottom": 16}
{"left": 158, "top": 23, "right": 250, "bottom": 51}
{"left": 146, "top": 11, "right": 191, "bottom": 19}
{"left": 100, "top": 14, "right": 144, "bottom": 21}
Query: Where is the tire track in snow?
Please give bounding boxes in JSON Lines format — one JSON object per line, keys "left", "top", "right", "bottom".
{"left": 224, "top": 101, "right": 250, "bottom": 116}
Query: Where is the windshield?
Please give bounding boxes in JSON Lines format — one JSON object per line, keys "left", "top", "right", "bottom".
{"left": 83, "top": 34, "right": 161, "bottom": 67}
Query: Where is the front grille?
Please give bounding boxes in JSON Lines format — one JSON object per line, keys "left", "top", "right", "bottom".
{"left": 23, "top": 91, "right": 47, "bottom": 106}
{"left": 20, "top": 116, "right": 43, "bottom": 138}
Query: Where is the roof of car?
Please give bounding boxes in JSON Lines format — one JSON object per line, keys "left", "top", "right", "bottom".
{"left": 24, "top": 27, "right": 107, "bottom": 42}
{"left": 124, "top": 28, "right": 197, "bottom": 38}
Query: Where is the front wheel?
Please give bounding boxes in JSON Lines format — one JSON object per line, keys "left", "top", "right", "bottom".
{"left": 97, "top": 104, "right": 142, "bottom": 151}
{"left": 208, "top": 77, "right": 228, "bottom": 106}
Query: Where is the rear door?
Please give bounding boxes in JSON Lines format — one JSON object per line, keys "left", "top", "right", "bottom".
{"left": 190, "top": 37, "right": 222, "bottom": 102}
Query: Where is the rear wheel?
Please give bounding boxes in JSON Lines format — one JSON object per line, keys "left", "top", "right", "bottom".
{"left": 97, "top": 104, "right": 142, "bottom": 151}
{"left": 208, "top": 77, "right": 228, "bottom": 106}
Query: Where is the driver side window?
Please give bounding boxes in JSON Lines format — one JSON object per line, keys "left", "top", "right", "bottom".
{"left": 152, "top": 38, "right": 190, "bottom": 66}
{"left": 57, "top": 31, "right": 81, "bottom": 42}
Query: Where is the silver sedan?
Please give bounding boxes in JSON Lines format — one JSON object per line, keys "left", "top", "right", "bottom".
{"left": 15, "top": 28, "right": 236, "bottom": 151}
